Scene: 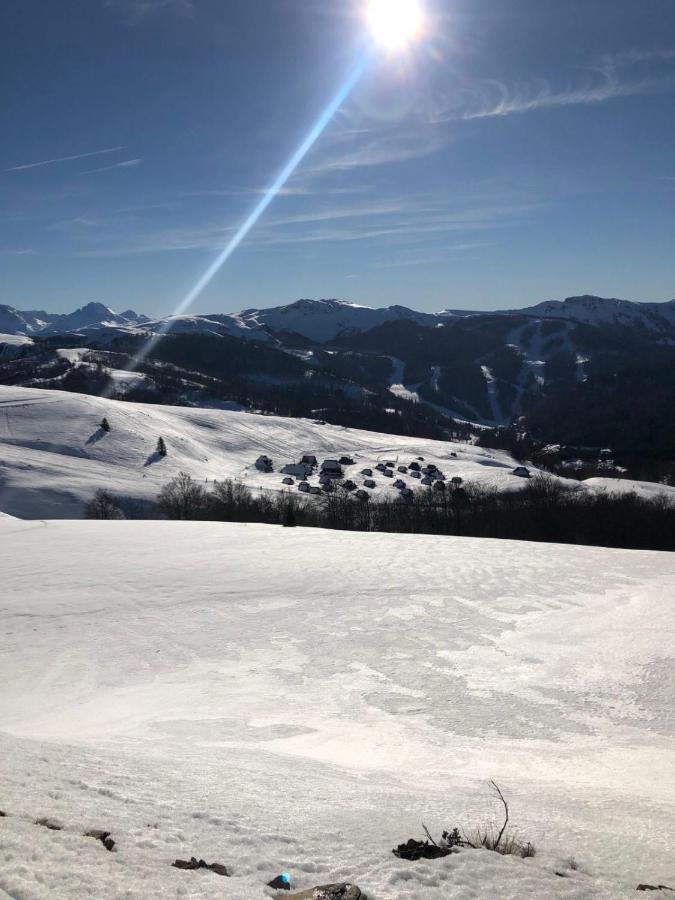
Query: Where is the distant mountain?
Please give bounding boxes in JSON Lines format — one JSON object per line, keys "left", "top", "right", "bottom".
{"left": 235, "top": 298, "right": 441, "bottom": 342}
{"left": 511, "top": 295, "right": 675, "bottom": 334}
{"left": 0, "top": 305, "right": 56, "bottom": 334}
{"left": 0, "top": 302, "right": 148, "bottom": 336}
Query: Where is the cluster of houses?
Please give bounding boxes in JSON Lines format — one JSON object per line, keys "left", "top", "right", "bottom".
{"left": 255, "top": 452, "right": 531, "bottom": 499}
{"left": 254, "top": 452, "right": 483, "bottom": 502}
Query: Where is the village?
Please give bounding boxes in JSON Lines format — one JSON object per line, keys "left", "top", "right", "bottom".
{"left": 253, "top": 450, "right": 531, "bottom": 502}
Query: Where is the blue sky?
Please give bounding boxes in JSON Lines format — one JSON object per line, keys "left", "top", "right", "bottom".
{"left": 2, "top": 0, "right": 675, "bottom": 315}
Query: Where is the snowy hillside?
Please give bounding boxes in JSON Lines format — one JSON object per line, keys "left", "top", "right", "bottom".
{"left": 0, "top": 385, "right": 563, "bottom": 518}
{"left": 516, "top": 295, "right": 675, "bottom": 333}
{"left": 1, "top": 519, "right": 673, "bottom": 898}
{"left": 236, "top": 298, "right": 440, "bottom": 342}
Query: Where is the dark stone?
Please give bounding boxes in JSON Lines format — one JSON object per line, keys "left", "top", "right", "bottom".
{"left": 172, "top": 857, "right": 229, "bottom": 876}
{"left": 0, "top": 810, "right": 6, "bottom": 817}
{"left": 35, "top": 817, "right": 62, "bottom": 831}
{"left": 268, "top": 874, "right": 291, "bottom": 889}
{"left": 392, "top": 838, "right": 451, "bottom": 861}
{"left": 85, "top": 829, "right": 116, "bottom": 851}
{"left": 173, "top": 857, "right": 201, "bottom": 870}
{"left": 636, "top": 886, "right": 675, "bottom": 893}
{"left": 287, "top": 884, "right": 362, "bottom": 900}
{"left": 207, "top": 863, "right": 230, "bottom": 877}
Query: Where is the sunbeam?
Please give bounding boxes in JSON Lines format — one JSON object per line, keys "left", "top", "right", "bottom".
{"left": 111, "top": 52, "right": 372, "bottom": 391}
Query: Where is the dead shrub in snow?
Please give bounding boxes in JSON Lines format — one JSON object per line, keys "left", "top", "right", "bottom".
{"left": 461, "top": 781, "right": 536, "bottom": 859}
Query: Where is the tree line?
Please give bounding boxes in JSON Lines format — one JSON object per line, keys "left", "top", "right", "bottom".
{"left": 86, "top": 473, "right": 675, "bottom": 552}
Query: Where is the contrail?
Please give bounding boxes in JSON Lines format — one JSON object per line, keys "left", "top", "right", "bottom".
{"left": 111, "top": 52, "right": 372, "bottom": 389}
{"left": 6, "top": 146, "right": 125, "bottom": 172}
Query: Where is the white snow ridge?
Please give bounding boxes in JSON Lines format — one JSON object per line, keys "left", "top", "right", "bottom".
{"left": 1, "top": 391, "right": 674, "bottom": 899}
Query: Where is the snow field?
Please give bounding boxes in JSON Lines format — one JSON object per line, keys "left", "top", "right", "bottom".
{"left": 1, "top": 518, "right": 674, "bottom": 898}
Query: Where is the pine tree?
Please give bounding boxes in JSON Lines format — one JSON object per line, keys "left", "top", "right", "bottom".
{"left": 100, "top": 417, "right": 111, "bottom": 432}
{"left": 156, "top": 437, "right": 167, "bottom": 457}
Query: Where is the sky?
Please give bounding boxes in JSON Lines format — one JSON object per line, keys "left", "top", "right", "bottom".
{"left": 2, "top": 0, "right": 675, "bottom": 316}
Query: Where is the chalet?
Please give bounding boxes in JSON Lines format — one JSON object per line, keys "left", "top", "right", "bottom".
{"left": 451, "top": 476, "right": 463, "bottom": 485}
{"left": 282, "top": 477, "right": 294, "bottom": 486}
{"left": 309, "top": 486, "right": 322, "bottom": 495}
{"left": 410, "top": 470, "right": 421, "bottom": 479}
{"left": 393, "top": 479, "right": 406, "bottom": 489}
{"left": 320, "top": 459, "right": 343, "bottom": 479}
{"left": 361, "top": 468, "right": 373, "bottom": 477}
{"left": 382, "top": 468, "right": 393, "bottom": 478}
{"left": 433, "top": 480, "right": 446, "bottom": 491}
{"left": 355, "top": 489, "right": 370, "bottom": 501}
{"left": 298, "top": 481, "right": 310, "bottom": 492}
{"left": 409, "top": 462, "right": 421, "bottom": 471}
{"left": 384, "top": 461, "right": 395, "bottom": 468}
{"left": 375, "top": 463, "right": 386, "bottom": 472}
{"left": 281, "top": 462, "right": 312, "bottom": 479}
{"left": 255, "top": 455, "right": 273, "bottom": 473}
{"left": 339, "top": 456, "right": 355, "bottom": 466}
{"left": 301, "top": 454, "right": 318, "bottom": 466}
{"left": 397, "top": 465, "right": 408, "bottom": 473}
{"left": 421, "top": 476, "right": 433, "bottom": 486}
{"left": 364, "top": 479, "right": 376, "bottom": 489}
{"left": 512, "top": 466, "right": 531, "bottom": 478}
{"left": 341, "top": 479, "right": 357, "bottom": 491}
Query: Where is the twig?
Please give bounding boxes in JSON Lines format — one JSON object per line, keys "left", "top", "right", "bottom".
{"left": 421, "top": 822, "right": 440, "bottom": 848}
{"left": 489, "top": 780, "right": 509, "bottom": 852}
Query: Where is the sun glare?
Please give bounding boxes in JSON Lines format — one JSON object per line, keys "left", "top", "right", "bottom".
{"left": 365, "top": 0, "right": 424, "bottom": 51}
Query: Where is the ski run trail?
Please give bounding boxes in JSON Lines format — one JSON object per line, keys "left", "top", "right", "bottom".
{"left": 1, "top": 517, "right": 674, "bottom": 899}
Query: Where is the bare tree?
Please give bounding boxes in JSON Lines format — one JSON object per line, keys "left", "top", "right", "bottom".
{"left": 85, "top": 489, "right": 124, "bottom": 520}
{"left": 158, "top": 471, "right": 207, "bottom": 520}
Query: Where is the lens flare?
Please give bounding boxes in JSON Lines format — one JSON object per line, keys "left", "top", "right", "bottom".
{"left": 365, "top": 0, "right": 424, "bottom": 51}
{"left": 111, "top": 54, "right": 370, "bottom": 390}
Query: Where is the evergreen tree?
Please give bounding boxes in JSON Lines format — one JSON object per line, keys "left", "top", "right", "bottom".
{"left": 100, "top": 417, "right": 111, "bottom": 432}
{"left": 156, "top": 437, "right": 167, "bottom": 457}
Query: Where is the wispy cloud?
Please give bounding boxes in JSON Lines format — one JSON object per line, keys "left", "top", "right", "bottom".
{"left": 80, "top": 158, "right": 143, "bottom": 176}
{"left": 0, "top": 248, "right": 37, "bottom": 256}
{"left": 68, "top": 195, "right": 536, "bottom": 257}
{"left": 6, "top": 146, "right": 125, "bottom": 173}
{"left": 105, "top": 0, "right": 194, "bottom": 24}
{"left": 434, "top": 49, "right": 675, "bottom": 121}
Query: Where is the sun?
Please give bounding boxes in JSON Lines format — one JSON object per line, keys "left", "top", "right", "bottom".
{"left": 365, "top": 0, "right": 424, "bottom": 51}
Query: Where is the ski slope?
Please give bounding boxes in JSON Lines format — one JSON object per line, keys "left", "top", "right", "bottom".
{"left": 0, "top": 385, "right": 564, "bottom": 519}
{"left": 0, "top": 519, "right": 673, "bottom": 898}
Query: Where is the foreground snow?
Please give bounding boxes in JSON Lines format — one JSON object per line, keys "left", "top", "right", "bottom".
{"left": 1, "top": 519, "right": 673, "bottom": 898}
{"left": 0, "top": 385, "right": 568, "bottom": 519}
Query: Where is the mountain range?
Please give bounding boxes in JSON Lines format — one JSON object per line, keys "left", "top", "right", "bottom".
{"left": 1, "top": 294, "right": 674, "bottom": 480}
{"left": 3, "top": 295, "right": 675, "bottom": 343}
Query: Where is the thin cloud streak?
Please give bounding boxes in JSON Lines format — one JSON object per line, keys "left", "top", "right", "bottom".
{"left": 80, "top": 158, "right": 143, "bottom": 176}
{"left": 6, "top": 146, "right": 125, "bottom": 173}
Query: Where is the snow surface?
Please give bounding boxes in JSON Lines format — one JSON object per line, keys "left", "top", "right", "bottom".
{"left": 0, "top": 385, "right": 568, "bottom": 519}
{"left": 1, "top": 519, "right": 674, "bottom": 898}
{"left": 0, "top": 333, "right": 34, "bottom": 347}
{"left": 584, "top": 477, "right": 675, "bottom": 500}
